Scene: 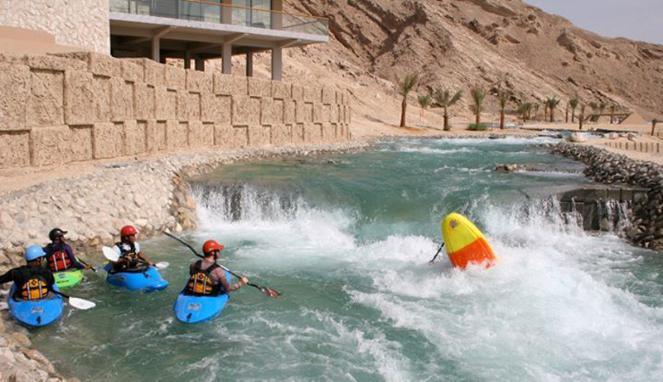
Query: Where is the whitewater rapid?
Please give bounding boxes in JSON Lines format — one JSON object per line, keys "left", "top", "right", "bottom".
{"left": 30, "top": 137, "right": 663, "bottom": 382}
{"left": 193, "top": 182, "right": 663, "bottom": 381}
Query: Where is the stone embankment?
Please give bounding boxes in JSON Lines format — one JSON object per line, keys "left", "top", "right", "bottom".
{"left": 552, "top": 142, "right": 663, "bottom": 250}
{"left": 0, "top": 305, "right": 74, "bottom": 381}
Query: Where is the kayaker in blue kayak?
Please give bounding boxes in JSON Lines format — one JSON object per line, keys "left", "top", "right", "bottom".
{"left": 109, "top": 225, "right": 155, "bottom": 273}
{"left": 184, "top": 239, "right": 248, "bottom": 296}
{"left": 43, "top": 228, "right": 91, "bottom": 272}
{"left": 0, "top": 245, "right": 55, "bottom": 300}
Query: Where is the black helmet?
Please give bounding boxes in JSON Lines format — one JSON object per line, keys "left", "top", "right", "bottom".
{"left": 48, "top": 228, "right": 68, "bottom": 241}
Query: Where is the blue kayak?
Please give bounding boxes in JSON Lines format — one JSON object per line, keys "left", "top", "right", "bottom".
{"left": 104, "top": 264, "right": 169, "bottom": 292}
{"left": 7, "top": 285, "right": 64, "bottom": 327}
{"left": 174, "top": 270, "right": 232, "bottom": 324}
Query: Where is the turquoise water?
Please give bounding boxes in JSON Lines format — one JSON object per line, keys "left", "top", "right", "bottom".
{"left": 30, "top": 137, "right": 663, "bottom": 381}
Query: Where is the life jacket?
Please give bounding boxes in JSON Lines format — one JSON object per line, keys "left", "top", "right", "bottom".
{"left": 185, "top": 261, "right": 224, "bottom": 296}
{"left": 47, "top": 250, "right": 72, "bottom": 272}
{"left": 19, "top": 275, "right": 50, "bottom": 301}
{"left": 116, "top": 241, "right": 140, "bottom": 266}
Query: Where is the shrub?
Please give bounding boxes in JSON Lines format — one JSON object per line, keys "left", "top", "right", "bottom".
{"left": 468, "top": 123, "right": 488, "bottom": 131}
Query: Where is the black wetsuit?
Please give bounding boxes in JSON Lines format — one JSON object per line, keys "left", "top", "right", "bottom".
{"left": 0, "top": 265, "right": 55, "bottom": 299}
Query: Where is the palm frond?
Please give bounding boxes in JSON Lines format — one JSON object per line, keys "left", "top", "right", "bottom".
{"left": 398, "top": 74, "right": 419, "bottom": 97}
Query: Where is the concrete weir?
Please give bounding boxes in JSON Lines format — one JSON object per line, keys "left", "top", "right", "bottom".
{"left": 557, "top": 185, "right": 647, "bottom": 231}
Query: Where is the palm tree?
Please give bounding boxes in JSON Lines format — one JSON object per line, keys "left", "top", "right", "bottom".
{"left": 565, "top": 103, "right": 569, "bottom": 123}
{"left": 546, "top": 96, "right": 560, "bottom": 122}
{"left": 579, "top": 104, "right": 586, "bottom": 130}
{"left": 568, "top": 97, "right": 579, "bottom": 122}
{"left": 469, "top": 86, "right": 485, "bottom": 126}
{"left": 652, "top": 119, "right": 658, "bottom": 136}
{"left": 517, "top": 102, "right": 533, "bottom": 123}
{"left": 417, "top": 94, "right": 432, "bottom": 121}
{"left": 589, "top": 101, "right": 600, "bottom": 122}
{"left": 543, "top": 101, "right": 548, "bottom": 122}
{"left": 609, "top": 104, "right": 615, "bottom": 124}
{"left": 532, "top": 103, "right": 540, "bottom": 121}
{"left": 496, "top": 88, "right": 511, "bottom": 129}
{"left": 433, "top": 88, "right": 463, "bottom": 131}
{"left": 598, "top": 102, "right": 607, "bottom": 116}
{"left": 398, "top": 74, "right": 418, "bottom": 128}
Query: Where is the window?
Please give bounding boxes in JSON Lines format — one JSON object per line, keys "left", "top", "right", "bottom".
{"left": 232, "top": 0, "right": 272, "bottom": 29}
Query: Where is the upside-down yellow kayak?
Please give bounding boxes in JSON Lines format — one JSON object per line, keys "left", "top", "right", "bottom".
{"left": 441, "top": 212, "right": 496, "bottom": 269}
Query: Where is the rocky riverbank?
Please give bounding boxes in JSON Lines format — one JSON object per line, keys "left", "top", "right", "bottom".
{"left": 551, "top": 142, "right": 663, "bottom": 250}
{"left": 0, "top": 302, "right": 74, "bottom": 381}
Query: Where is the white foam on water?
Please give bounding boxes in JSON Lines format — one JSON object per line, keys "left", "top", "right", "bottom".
{"left": 434, "top": 165, "right": 490, "bottom": 174}
{"left": 348, "top": 204, "right": 663, "bottom": 381}
{"left": 192, "top": 181, "right": 663, "bottom": 381}
{"left": 437, "top": 136, "right": 559, "bottom": 146}
{"left": 395, "top": 146, "right": 479, "bottom": 155}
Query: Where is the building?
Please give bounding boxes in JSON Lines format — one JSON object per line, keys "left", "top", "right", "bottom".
{"left": 109, "top": 0, "right": 328, "bottom": 80}
{"left": 0, "top": 0, "right": 329, "bottom": 80}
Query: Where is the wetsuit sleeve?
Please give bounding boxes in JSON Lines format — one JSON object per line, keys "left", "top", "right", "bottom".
{"left": 45, "top": 270, "right": 55, "bottom": 289}
{"left": 0, "top": 269, "right": 15, "bottom": 284}
{"left": 66, "top": 245, "right": 86, "bottom": 269}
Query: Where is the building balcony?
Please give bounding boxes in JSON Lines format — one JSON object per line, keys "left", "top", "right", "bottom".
{"left": 109, "top": 0, "right": 328, "bottom": 42}
{"left": 109, "top": 0, "right": 328, "bottom": 79}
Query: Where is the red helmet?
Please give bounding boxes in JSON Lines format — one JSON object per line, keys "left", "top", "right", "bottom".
{"left": 120, "top": 225, "right": 138, "bottom": 237}
{"left": 202, "top": 240, "right": 224, "bottom": 256}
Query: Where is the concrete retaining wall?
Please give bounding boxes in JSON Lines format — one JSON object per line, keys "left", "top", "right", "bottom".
{"left": 0, "top": 0, "right": 110, "bottom": 54}
{"left": 0, "top": 52, "right": 351, "bottom": 169}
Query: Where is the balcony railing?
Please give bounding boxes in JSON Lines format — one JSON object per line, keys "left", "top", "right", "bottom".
{"left": 110, "top": 0, "right": 329, "bottom": 36}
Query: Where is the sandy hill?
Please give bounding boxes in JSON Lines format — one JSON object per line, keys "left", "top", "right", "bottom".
{"left": 242, "top": 0, "right": 663, "bottom": 135}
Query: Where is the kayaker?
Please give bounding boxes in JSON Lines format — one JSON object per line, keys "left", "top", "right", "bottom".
{"left": 0, "top": 245, "right": 55, "bottom": 300}
{"left": 43, "top": 228, "right": 90, "bottom": 272}
{"left": 184, "top": 239, "right": 248, "bottom": 296}
{"left": 110, "top": 225, "right": 155, "bottom": 272}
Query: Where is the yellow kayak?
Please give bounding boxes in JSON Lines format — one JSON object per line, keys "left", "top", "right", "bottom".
{"left": 441, "top": 212, "right": 496, "bottom": 269}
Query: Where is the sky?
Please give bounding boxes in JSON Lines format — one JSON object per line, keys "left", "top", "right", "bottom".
{"left": 525, "top": 0, "right": 663, "bottom": 45}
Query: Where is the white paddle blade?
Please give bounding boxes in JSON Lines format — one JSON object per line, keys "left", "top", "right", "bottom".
{"left": 155, "top": 261, "right": 169, "bottom": 270}
{"left": 68, "top": 297, "right": 96, "bottom": 310}
{"left": 102, "top": 246, "right": 120, "bottom": 262}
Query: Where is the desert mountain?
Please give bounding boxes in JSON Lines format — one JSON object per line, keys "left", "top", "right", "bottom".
{"left": 249, "top": 0, "right": 663, "bottom": 132}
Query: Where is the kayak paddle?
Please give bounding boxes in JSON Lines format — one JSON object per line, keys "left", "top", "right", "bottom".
{"left": 102, "top": 246, "right": 120, "bottom": 262}
{"left": 163, "top": 232, "right": 281, "bottom": 298}
{"left": 78, "top": 258, "right": 97, "bottom": 272}
{"left": 51, "top": 290, "right": 96, "bottom": 310}
{"left": 428, "top": 242, "right": 445, "bottom": 264}
{"left": 102, "top": 246, "right": 169, "bottom": 269}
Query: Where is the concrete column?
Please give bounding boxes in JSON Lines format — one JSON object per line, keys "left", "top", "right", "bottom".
{"left": 222, "top": 43, "right": 232, "bottom": 74}
{"left": 246, "top": 52, "right": 253, "bottom": 77}
{"left": 184, "top": 51, "right": 191, "bottom": 69}
{"left": 151, "top": 36, "right": 160, "bottom": 62}
{"left": 272, "top": 46, "right": 282, "bottom": 81}
{"left": 195, "top": 56, "right": 205, "bottom": 71}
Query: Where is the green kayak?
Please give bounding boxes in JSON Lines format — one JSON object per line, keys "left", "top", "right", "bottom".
{"left": 54, "top": 269, "right": 84, "bottom": 289}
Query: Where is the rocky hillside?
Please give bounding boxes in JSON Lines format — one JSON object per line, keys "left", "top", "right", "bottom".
{"left": 277, "top": 0, "right": 663, "bottom": 125}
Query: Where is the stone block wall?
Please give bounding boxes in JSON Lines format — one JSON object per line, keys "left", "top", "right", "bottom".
{"left": 0, "top": 53, "right": 351, "bottom": 169}
{"left": 0, "top": 0, "right": 110, "bottom": 54}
